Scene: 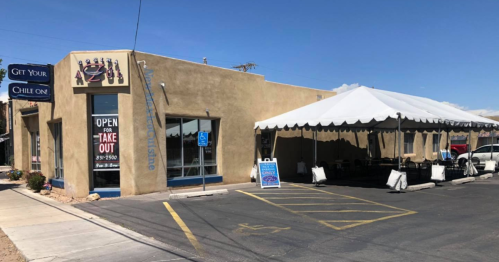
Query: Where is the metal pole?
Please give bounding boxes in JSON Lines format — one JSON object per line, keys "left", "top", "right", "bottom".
{"left": 202, "top": 147, "right": 205, "bottom": 191}
{"left": 8, "top": 99, "right": 13, "bottom": 166}
{"left": 491, "top": 129, "right": 494, "bottom": 160}
{"left": 314, "top": 129, "right": 317, "bottom": 166}
{"left": 397, "top": 113, "right": 401, "bottom": 171}
{"left": 437, "top": 122, "right": 441, "bottom": 161}
{"left": 467, "top": 122, "right": 472, "bottom": 176}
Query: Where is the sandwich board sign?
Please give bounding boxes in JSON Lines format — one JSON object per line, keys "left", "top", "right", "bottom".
{"left": 257, "top": 158, "right": 281, "bottom": 189}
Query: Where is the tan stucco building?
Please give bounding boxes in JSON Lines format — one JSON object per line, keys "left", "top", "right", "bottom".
{"left": 11, "top": 50, "right": 339, "bottom": 197}
{"left": 11, "top": 50, "right": 496, "bottom": 198}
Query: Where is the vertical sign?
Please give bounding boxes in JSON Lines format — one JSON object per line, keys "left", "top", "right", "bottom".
{"left": 258, "top": 158, "right": 281, "bottom": 189}
{"left": 198, "top": 131, "right": 208, "bottom": 191}
{"left": 93, "top": 116, "right": 119, "bottom": 169}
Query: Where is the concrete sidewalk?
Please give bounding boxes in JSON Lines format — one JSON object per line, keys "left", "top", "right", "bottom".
{"left": 0, "top": 175, "right": 203, "bottom": 262}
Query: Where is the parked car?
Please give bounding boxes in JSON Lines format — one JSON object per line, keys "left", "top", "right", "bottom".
{"left": 456, "top": 144, "right": 499, "bottom": 167}
{"left": 451, "top": 144, "right": 468, "bottom": 159}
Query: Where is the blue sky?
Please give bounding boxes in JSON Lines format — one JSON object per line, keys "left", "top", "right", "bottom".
{"left": 1, "top": 0, "right": 498, "bottom": 115}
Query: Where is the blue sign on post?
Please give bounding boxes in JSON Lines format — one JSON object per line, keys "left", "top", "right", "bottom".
{"left": 258, "top": 159, "right": 281, "bottom": 188}
{"left": 8, "top": 83, "right": 51, "bottom": 102}
{"left": 198, "top": 131, "right": 208, "bottom": 147}
{"left": 8, "top": 64, "right": 51, "bottom": 83}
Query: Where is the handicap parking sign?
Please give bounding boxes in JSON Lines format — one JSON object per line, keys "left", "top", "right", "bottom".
{"left": 198, "top": 131, "right": 208, "bottom": 147}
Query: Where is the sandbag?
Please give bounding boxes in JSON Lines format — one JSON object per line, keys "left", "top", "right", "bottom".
{"left": 464, "top": 162, "right": 478, "bottom": 176}
{"left": 387, "top": 169, "right": 402, "bottom": 188}
{"left": 484, "top": 160, "right": 496, "bottom": 172}
{"left": 431, "top": 165, "right": 446, "bottom": 182}
{"left": 399, "top": 172, "right": 408, "bottom": 190}
{"left": 387, "top": 170, "right": 407, "bottom": 191}
{"left": 312, "top": 166, "right": 327, "bottom": 184}
{"left": 250, "top": 164, "right": 257, "bottom": 179}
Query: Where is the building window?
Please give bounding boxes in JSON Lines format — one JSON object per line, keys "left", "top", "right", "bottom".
{"left": 54, "top": 122, "right": 64, "bottom": 179}
{"left": 91, "top": 95, "right": 120, "bottom": 188}
{"left": 31, "top": 131, "right": 41, "bottom": 171}
{"left": 433, "top": 134, "right": 440, "bottom": 152}
{"left": 404, "top": 133, "right": 414, "bottom": 154}
{"left": 166, "top": 117, "right": 218, "bottom": 178}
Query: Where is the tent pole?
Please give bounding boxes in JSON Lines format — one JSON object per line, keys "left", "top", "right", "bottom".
{"left": 397, "top": 113, "right": 401, "bottom": 171}
{"left": 253, "top": 129, "right": 257, "bottom": 165}
{"left": 437, "top": 122, "right": 441, "bottom": 161}
{"left": 468, "top": 122, "right": 472, "bottom": 176}
{"left": 491, "top": 129, "right": 494, "bottom": 160}
{"left": 314, "top": 129, "right": 318, "bottom": 166}
{"left": 301, "top": 128, "right": 303, "bottom": 159}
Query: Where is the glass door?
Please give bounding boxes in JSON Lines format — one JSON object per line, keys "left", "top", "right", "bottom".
{"left": 91, "top": 95, "right": 120, "bottom": 188}
{"left": 54, "top": 122, "right": 64, "bottom": 179}
{"left": 31, "top": 131, "right": 41, "bottom": 171}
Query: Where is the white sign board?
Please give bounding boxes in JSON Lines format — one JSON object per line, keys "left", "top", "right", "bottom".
{"left": 257, "top": 158, "right": 281, "bottom": 189}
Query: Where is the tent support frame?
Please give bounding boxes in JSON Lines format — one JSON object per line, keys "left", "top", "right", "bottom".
{"left": 397, "top": 112, "right": 401, "bottom": 171}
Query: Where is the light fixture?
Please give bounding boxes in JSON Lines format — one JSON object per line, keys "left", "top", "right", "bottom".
{"left": 137, "top": 60, "right": 147, "bottom": 69}
{"left": 160, "top": 82, "right": 165, "bottom": 88}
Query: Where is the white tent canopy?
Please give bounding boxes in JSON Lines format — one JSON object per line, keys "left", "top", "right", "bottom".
{"left": 255, "top": 87, "right": 499, "bottom": 130}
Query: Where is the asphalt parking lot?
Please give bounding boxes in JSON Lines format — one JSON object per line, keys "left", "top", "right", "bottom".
{"left": 77, "top": 175, "right": 499, "bottom": 262}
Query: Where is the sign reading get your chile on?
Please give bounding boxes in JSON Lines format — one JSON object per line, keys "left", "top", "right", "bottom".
{"left": 8, "top": 64, "right": 52, "bottom": 102}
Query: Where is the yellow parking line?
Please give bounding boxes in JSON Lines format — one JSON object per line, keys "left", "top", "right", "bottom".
{"left": 237, "top": 186, "right": 417, "bottom": 231}
{"left": 296, "top": 210, "right": 404, "bottom": 213}
{"left": 251, "top": 193, "right": 325, "bottom": 195}
{"left": 163, "top": 202, "right": 205, "bottom": 257}
{"left": 280, "top": 203, "right": 372, "bottom": 206}
{"left": 263, "top": 197, "right": 347, "bottom": 199}
{"left": 236, "top": 190, "right": 339, "bottom": 229}
{"left": 323, "top": 220, "right": 371, "bottom": 222}
{"left": 290, "top": 184, "right": 416, "bottom": 213}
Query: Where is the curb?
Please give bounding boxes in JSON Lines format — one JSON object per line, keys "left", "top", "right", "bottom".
{"left": 406, "top": 183, "right": 435, "bottom": 192}
{"left": 451, "top": 177, "right": 475, "bottom": 185}
{"left": 478, "top": 173, "right": 493, "bottom": 180}
{"left": 169, "top": 189, "right": 229, "bottom": 200}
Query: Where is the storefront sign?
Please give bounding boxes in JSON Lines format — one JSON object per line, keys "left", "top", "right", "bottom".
{"left": 258, "top": 158, "right": 281, "bottom": 189}
{"left": 70, "top": 52, "right": 129, "bottom": 87}
{"left": 93, "top": 116, "right": 120, "bottom": 169}
{"left": 8, "top": 83, "right": 51, "bottom": 101}
{"left": 8, "top": 64, "right": 51, "bottom": 83}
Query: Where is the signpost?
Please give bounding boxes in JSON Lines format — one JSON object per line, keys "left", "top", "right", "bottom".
{"left": 198, "top": 131, "right": 209, "bottom": 191}
{"left": 8, "top": 63, "right": 53, "bottom": 165}
{"left": 257, "top": 158, "right": 281, "bottom": 189}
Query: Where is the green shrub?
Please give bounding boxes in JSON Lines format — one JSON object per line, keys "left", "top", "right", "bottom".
{"left": 7, "top": 170, "right": 22, "bottom": 181}
{"left": 25, "top": 171, "right": 43, "bottom": 183}
{"left": 28, "top": 175, "right": 46, "bottom": 192}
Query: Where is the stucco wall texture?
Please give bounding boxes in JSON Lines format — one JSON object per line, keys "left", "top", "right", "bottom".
{"left": 11, "top": 50, "right": 494, "bottom": 197}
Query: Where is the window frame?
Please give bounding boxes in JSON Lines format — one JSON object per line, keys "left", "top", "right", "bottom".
{"left": 404, "top": 133, "right": 415, "bottom": 154}
{"left": 166, "top": 117, "right": 218, "bottom": 178}
{"left": 54, "top": 122, "right": 64, "bottom": 179}
{"left": 432, "top": 134, "right": 441, "bottom": 152}
{"left": 475, "top": 146, "right": 491, "bottom": 154}
{"left": 31, "top": 131, "right": 41, "bottom": 171}
{"left": 91, "top": 94, "right": 120, "bottom": 189}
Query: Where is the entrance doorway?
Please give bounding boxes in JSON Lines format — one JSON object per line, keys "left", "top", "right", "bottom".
{"left": 368, "top": 132, "right": 378, "bottom": 159}
{"left": 261, "top": 131, "right": 273, "bottom": 160}
{"left": 91, "top": 95, "right": 120, "bottom": 188}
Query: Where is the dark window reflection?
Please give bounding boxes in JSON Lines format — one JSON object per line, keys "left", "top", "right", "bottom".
{"left": 92, "top": 95, "right": 118, "bottom": 114}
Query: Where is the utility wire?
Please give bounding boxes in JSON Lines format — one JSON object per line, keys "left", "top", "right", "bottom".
{"left": 0, "top": 54, "right": 46, "bottom": 64}
{"left": 132, "top": 0, "right": 143, "bottom": 52}
{"left": 0, "top": 28, "right": 119, "bottom": 49}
